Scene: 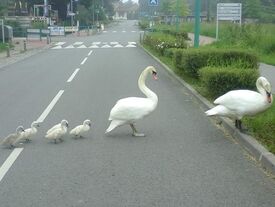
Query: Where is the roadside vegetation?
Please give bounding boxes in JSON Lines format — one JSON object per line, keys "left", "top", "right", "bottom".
{"left": 182, "top": 22, "right": 275, "bottom": 65}
{"left": 140, "top": 20, "right": 275, "bottom": 154}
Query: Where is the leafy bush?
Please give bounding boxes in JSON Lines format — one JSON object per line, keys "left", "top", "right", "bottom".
{"left": 199, "top": 66, "right": 259, "bottom": 98}
{"left": 143, "top": 32, "right": 187, "bottom": 55}
{"left": 173, "top": 48, "right": 258, "bottom": 78}
{"left": 163, "top": 48, "right": 182, "bottom": 58}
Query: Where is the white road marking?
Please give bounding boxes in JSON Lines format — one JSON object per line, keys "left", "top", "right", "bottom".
{"left": 88, "top": 50, "right": 93, "bottom": 56}
{"left": 78, "top": 45, "right": 87, "bottom": 48}
{"left": 36, "top": 90, "right": 64, "bottom": 123}
{"left": 52, "top": 45, "right": 62, "bottom": 49}
{"left": 55, "top": 42, "right": 66, "bottom": 46}
{"left": 114, "top": 44, "right": 123, "bottom": 48}
{"left": 128, "top": 42, "right": 136, "bottom": 44}
{"left": 101, "top": 45, "right": 111, "bottom": 48}
{"left": 67, "top": 68, "right": 80, "bottom": 82}
{"left": 0, "top": 148, "right": 24, "bottom": 182}
{"left": 92, "top": 42, "right": 101, "bottom": 44}
{"left": 126, "top": 44, "right": 136, "bottom": 48}
{"left": 65, "top": 45, "right": 74, "bottom": 49}
{"left": 89, "top": 45, "right": 99, "bottom": 48}
{"left": 81, "top": 57, "right": 88, "bottom": 65}
{"left": 73, "top": 42, "right": 83, "bottom": 45}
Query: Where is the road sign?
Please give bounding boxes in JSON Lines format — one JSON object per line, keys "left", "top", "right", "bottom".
{"left": 216, "top": 3, "right": 242, "bottom": 40}
{"left": 148, "top": 0, "right": 158, "bottom": 6}
{"left": 217, "top": 3, "right": 242, "bottom": 21}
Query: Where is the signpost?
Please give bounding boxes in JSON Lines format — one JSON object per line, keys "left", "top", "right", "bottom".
{"left": 216, "top": 3, "right": 242, "bottom": 40}
{"left": 148, "top": 0, "right": 158, "bottom": 6}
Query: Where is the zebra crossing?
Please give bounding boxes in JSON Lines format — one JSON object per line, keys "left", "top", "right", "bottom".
{"left": 51, "top": 41, "right": 137, "bottom": 49}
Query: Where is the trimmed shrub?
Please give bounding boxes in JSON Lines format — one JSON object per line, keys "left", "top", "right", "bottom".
{"left": 199, "top": 66, "right": 259, "bottom": 98}
{"left": 163, "top": 48, "right": 183, "bottom": 59}
{"left": 173, "top": 48, "right": 258, "bottom": 78}
{"left": 143, "top": 32, "right": 187, "bottom": 55}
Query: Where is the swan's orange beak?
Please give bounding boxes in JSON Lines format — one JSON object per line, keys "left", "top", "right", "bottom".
{"left": 267, "top": 92, "right": 272, "bottom": 103}
{"left": 152, "top": 71, "right": 158, "bottom": 80}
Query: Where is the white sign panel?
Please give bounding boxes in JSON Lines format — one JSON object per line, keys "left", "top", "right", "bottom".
{"left": 49, "top": 26, "right": 65, "bottom": 36}
{"left": 217, "top": 3, "right": 242, "bottom": 21}
{"left": 216, "top": 3, "right": 242, "bottom": 40}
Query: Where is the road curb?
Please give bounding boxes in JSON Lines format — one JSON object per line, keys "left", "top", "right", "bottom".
{"left": 140, "top": 44, "right": 275, "bottom": 175}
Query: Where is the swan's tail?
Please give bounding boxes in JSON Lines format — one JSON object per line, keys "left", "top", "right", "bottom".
{"left": 205, "top": 105, "right": 231, "bottom": 117}
{"left": 105, "top": 120, "right": 124, "bottom": 134}
{"left": 205, "top": 108, "right": 218, "bottom": 116}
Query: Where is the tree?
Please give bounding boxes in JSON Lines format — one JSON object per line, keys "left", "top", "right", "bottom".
{"left": 243, "top": 0, "right": 262, "bottom": 18}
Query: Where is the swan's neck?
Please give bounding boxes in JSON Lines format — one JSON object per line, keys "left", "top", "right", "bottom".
{"left": 138, "top": 70, "right": 158, "bottom": 103}
{"left": 256, "top": 80, "right": 273, "bottom": 103}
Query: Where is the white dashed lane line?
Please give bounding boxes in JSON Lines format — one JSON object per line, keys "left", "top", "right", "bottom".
{"left": 80, "top": 57, "right": 88, "bottom": 65}
{"left": 0, "top": 148, "right": 24, "bottom": 183}
{"left": 36, "top": 90, "right": 64, "bottom": 123}
{"left": 67, "top": 68, "right": 80, "bottom": 83}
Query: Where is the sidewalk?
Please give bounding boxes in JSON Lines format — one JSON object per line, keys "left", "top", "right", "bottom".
{"left": 0, "top": 37, "right": 51, "bottom": 69}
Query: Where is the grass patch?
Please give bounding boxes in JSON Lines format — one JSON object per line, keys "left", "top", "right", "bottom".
{"left": 243, "top": 104, "right": 275, "bottom": 153}
{"left": 0, "top": 43, "right": 8, "bottom": 52}
{"left": 179, "top": 22, "right": 275, "bottom": 65}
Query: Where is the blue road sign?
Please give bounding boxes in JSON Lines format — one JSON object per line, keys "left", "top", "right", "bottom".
{"left": 149, "top": 0, "right": 158, "bottom": 6}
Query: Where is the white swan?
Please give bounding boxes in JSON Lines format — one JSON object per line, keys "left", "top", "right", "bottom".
{"left": 15, "top": 121, "right": 40, "bottom": 143}
{"left": 105, "top": 66, "right": 158, "bottom": 136}
{"left": 0, "top": 126, "right": 25, "bottom": 149}
{"left": 70, "top": 119, "right": 91, "bottom": 138}
{"left": 45, "top": 120, "right": 69, "bottom": 143}
{"left": 205, "top": 76, "right": 273, "bottom": 131}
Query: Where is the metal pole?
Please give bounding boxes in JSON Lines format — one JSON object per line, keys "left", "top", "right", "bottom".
{"left": 176, "top": 0, "right": 180, "bottom": 32}
{"left": 1, "top": 19, "right": 4, "bottom": 44}
{"left": 194, "top": 0, "right": 201, "bottom": 48}
{"left": 71, "top": 0, "right": 73, "bottom": 26}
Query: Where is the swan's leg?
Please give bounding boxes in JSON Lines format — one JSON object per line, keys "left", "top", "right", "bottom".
{"left": 130, "top": 124, "right": 145, "bottom": 137}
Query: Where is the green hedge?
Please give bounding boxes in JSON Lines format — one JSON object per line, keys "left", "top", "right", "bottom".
{"left": 199, "top": 66, "right": 259, "bottom": 97}
{"left": 173, "top": 49, "right": 258, "bottom": 78}
{"left": 143, "top": 32, "right": 187, "bottom": 55}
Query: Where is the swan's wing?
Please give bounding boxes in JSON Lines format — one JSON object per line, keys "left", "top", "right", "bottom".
{"left": 109, "top": 97, "right": 155, "bottom": 121}
{"left": 1, "top": 133, "right": 17, "bottom": 145}
{"left": 46, "top": 123, "right": 61, "bottom": 135}
{"left": 45, "top": 128, "right": 64, "bottom": 139}
{"left": 214, "top": 90, "right": 263, "bottom": 111}
{"left": 70, "top": 125, "right": 82, "bottom": 135}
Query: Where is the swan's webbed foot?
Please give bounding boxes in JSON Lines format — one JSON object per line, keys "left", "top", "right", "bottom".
{"left": 235, "top": 120, "right": 248, "bottom": 133}
{"left": 130, "top": 124, "right": 145, "bottom": 137}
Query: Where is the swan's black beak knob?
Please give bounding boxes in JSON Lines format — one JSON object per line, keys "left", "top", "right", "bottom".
{"left": 152, "top": 71, "right": 158, "bottom": 80}
{"left": 266, "top": 91, "right": 272, "bottom": 103}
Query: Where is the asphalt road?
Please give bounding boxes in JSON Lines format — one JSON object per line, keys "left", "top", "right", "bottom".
{"left": 0, "top": 20, "right": 274, "bottom": 207}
